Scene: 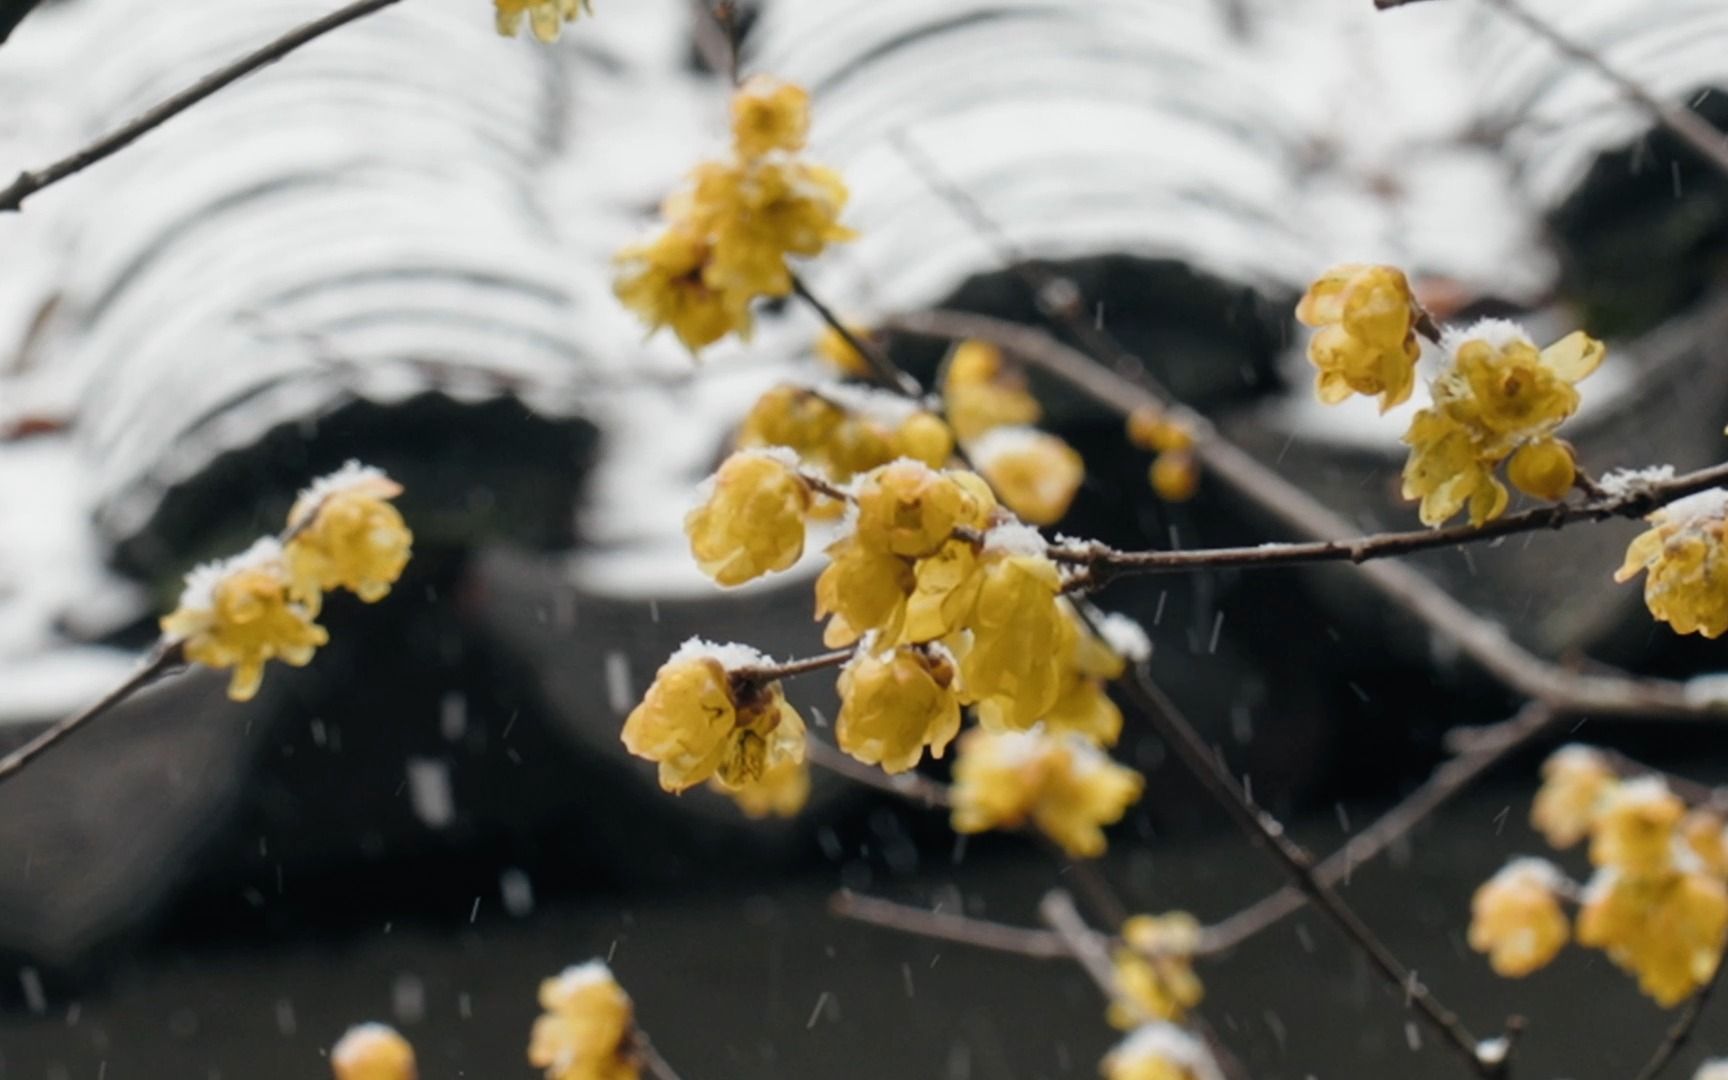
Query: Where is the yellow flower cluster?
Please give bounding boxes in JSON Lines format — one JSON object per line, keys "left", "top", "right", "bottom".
{"left": 1108, "top": 913, "right": 1205, "bottom": 1027}
{"left": 685, "top": 450, "right": 813, "bottom": 587}
{"left": 1468, "top": 859, "right": 1571, "bottom": 977}
{"left": 1126, "top": 406, "right": 1198, "bottom": 503}
{"left": 331, "top": 1024, "right": 417, "bottom": 1080}
{"left": 620, "top": 645, "right": 806, "bottom": 794}
{"left": 943, "top": 340, "right": 1042, "bottom": 441}
{"left": 528, "top": 962, "right": 639, "bottom": 1080}
{"left": 950, "top": 728, "right": 1143, "bottom": 858}
{"left": 1471, "top": 746, "right": 1728, "bottom": 1006}
{"left": 1100, "top": 1024, "right": 1223, "bottom": 1080}
{"left": 160, "top": 464, "right": 411, "bottom": 701}
{"left": 495, "top": 0, "right": 590, "bottom": 41}
{"left": 1403, "top": 323, "right": 1604, "bottom": 525}
{"left": 1294, "top": 265, "right": 1422, "bottom": 412}
{"left": 737, "top": 384, "right": 954, "bottom": 497}
{"left": 1616, "top": 489, "right": 1728, "bottom": 638}
{"left": 615, "top": 76, "right": 855, "bottom": 352}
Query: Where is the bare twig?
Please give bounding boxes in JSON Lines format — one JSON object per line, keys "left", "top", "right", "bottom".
{"left": 1204, "top": 703, "right": 1556, "bottom": 952}
{"left": 830, "top": 890, "right": 1079, "bottom": 959}
{"left": 1633, "top": 962, "right": 1724, "bottom": 1080}
{"left": 790, "top": 274, "right": 928, "bottom": 400}
{"left": 1374, "top": 0, "right": 1447, "bottom": 8}
{"left": 733, "top": 647, "right": 856, "bottom": 683}
{"left": 804, "top": 738, "right": 952, "bottom": 809}
{"left": 1118, "top": 665, "right": 1503, "bottom": 1077}
{"left": 0, "top": 640, "right": 186, "bottom": 782}
{"left": 885, "top": 308, "right": 1722, "bottom": 721}
{"left": 0, "top": 0, "right": 407, "bottom": 213}
{"left": 637, "top": 1034, "right": 687, "bottom": 1080}
{"left": 1039, "top": 890, "right": 1128, "bottom": 1003}
{"left": 1481, "top": 0, "right": 1728, "bottom": 183}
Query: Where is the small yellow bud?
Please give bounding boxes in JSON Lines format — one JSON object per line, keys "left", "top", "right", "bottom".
{"left": 1467, "top": 859, "right": 1570, "bottom": 977}
{"left": 1108, "top": 914, "right": 1205, "bottom": 1027}
{"left": 836, "top": 645, "right": 963, "bottom": 774}
{"left": 1126, "top": 408, "right": 1194, "bottom": 454}
{"left": 332, "top": 1024, "right": 417, "bottom": 1080}
{"left": 527, "top": 961, "right": 640, "bottom": 1080}
{"left": 285, "top": 464, "right": 412, "bottom": 605}
{"left": 892, "top": 412, "right": 956, "bottom": 469}
{"left": 1149, "top": 453, "right": 1199, "bottom": 503}
{"left": 731, "top": 75, "right": 810, "bottom": 160}
{"left": 1506, "top": 438, "right": 1577, "bottom": 501}
{"left": 684, "top": 451, "right": 811, "bottom": 587}
{"left": 942, "top": 340, "right": 1042, "bottom": 441}
{"left": 160, "top": 539, "right": 329, "bottom": 702}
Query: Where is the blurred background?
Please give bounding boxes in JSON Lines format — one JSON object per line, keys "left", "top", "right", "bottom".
{"left": 1, "top": 0, "right": 1728, "bottom": 1076}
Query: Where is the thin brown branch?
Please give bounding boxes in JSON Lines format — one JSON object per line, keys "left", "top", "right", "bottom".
{"left": 1204, "top": 703, "right": 1556, "bottom": 953}
{"left": 0, "top": 0, "right": 407, "bottom": 213}
{"left": 1481, "top": 0, "right": 1728, "bottom": 183}
{"left": 804, "top": 738, "right": 953, "bottom": 809}
{"left": 790, "top": 274, "right": 928, "bottom": 400}
{"left": 1119, "top": 664, "right": 1503, "bottom": 1077}
{"left": 732, "top": 647, "right": 856, "bottom": 683}
{"left": 884, "top": 308, "right": 1719, "bottom": 720}
{"left": 1633, "top": 962, "right": 1723, "bottom": 1080}
{"left": 1038, "top": 890, "right": 1127, "bottom": 1003}
{"left": 830, "top": 890, "right": 1079, "bottom": 959}
{"left": 0, "top": 640, "right": 186, "bottom": 782}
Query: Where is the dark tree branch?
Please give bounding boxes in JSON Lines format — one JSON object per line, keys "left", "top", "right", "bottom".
{"left": 0, "top": 640, "right": 185, "bottom": 783}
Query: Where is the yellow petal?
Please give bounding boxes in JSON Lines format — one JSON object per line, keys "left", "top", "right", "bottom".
{"left": 1541, "top": 331, "right": 1606, "bottom": 383}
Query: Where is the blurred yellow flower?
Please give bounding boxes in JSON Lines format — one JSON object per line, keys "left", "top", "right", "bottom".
{"left": 1616, "top": 490, "right": 1728, "bottom": 638}
{"left": 495, "top": 0, "right": 590, "bottom": 42}
{"left": 1590, "top": 778, "right": 1685, "bottom": 875}
{"left": 836, "top": 645, "right": 963, "bottom": 774}
{"left": 528, "top": 962, "right": 639, "bottom": 1080}
{"left": 901, "top": 538, "right": 983, "bottom": 645}
{"left": 161, "top": 539, "right": 329, "bottom": 702}
{"left": 942, "top": 340, "right": 1042, "bottom": 441}
{"left": 854, "top": 461, "right": 996, "bottom": 558}
{"left": 331, "top": 1024, "right": 417, "bottom": 1080}
{"left": 951, "top": 728, "right": 1142, "bottom": 858}
{"left": 1149, "top": 452, "right": 1199, "bottom": 503}
{"left": 1468, "top": 859, "right": 1571, "bottom": 977}
{"left": 1683, "top": 809, "right": 1728, "bottom": 878}
{"left": 284, "top": 464, "right": 411, "bottom": 606}
{"left": 961, "top": 551, "right": 1074, "bottom": 731}
{"left": 814, "top": 535, "right": 915, "bottom": 647}
{"left": 815, "top": 323, "right": 878, "bottom": 379}
{"left": 620, "top": 648, "right": 806, "bottom": 793}
{"left": 973, "top": 428, "right": 1085, "bottom": 526}
{"left": 731, "top": 75, "right": 809, "bottom": 160}
{"left": 1109, "top": 913, "right": 1205, "bottom": 1027}
{"left": 685, "top": 451, "right": 811, "bottom": 586}
{"left": 1040, "top": 610, "right": 1127, "bottom": 746}
{"left": 1126, "top": 407, "right": 1194, "bottom": 454}
{"left": 1295, "top": 264, "right": 1421, "bottom": 412}
{"left": 1578, "top": 868, "right": 1728, "bottom": 1007}
{"left": 613, "top": 225, "right": 753, "bottom": 352}
{"left": 1531, "top": 745, "right": 1617, "bottom": 850}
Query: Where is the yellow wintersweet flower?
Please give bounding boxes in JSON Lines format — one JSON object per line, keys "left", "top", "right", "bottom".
{"left": 893, "top": 412, "right": 956, "bottom": 469}
{"left": 1616, "top": 489, "right": 1728, "bottom": 638}
{"left": 685, "top": 451, "right": 811, "bottom": 587}
{"left": 1531, "top": 744, "right": 1617, "bottom": 849}
{"left": 1100, "top": 1024, "right": 1223, "bottom": 1080}
{"left": 1468, "top": 859, "right": 1571, "bottom": 978}
{"left": 284, "top": 464, "right": 412, "bottom": 606}
{"left": 161, "top": 539, "right": 329, "bottom": 702}
{"left": 1295, "top": 264, "right": 1421, "bottom": 412}
{"left": 836, "top": 645, "right": 963, "bottom": 774}
{"left": 739, "top": 385, "right": 846, "bottom": 459}
{"left": 1109, "top": 913, "right": 1205, "bottom": 1027}
{"left": 528, "top": 962, "right": 639, "bottom": 1080}
{"left": 1683, "top": 809, "right": 1728, "bottom": 878}
{"left": 1590, "top": 778, "right": 1685, "bottom": 875}
{"left": 961, "top": 549, "right": 1074, "bottom": 731}
{"left": 683, "top": 158, "right": 857, "bottom": 301}
{"left": 1401, "top": 408, "right": 1508, "bottom": 527}
{"left": 613, "top": 225, "right": 753, "bottom": 352}
{"left": 814, "top": 535, "right": 914, "bottom": 646}
{"left": 331, "top": 1024, "right": 417, "bottom": 1080}
{"left": 1578, "top": 868, "right": 1728, "bottom": 1007}
{"left": 620, "top": 647, "right": 806, "bottom": 793}
{"left": 495, "top": 0, "right": 590, "bottom": 42}
{"left": 713, "top": 756, "right": 810, "bottom": 819}
{"left": 900, "top": 538, "right": 984, "bottom": 645}
{"left": 942, "top": 340, "right": 1042, "bottom": 441}
{"left": 731, "top": 75, "right": 810, "bottom": 161}
{"left": 854, "top": 461, "right": 996, "bottom": 558}
{"left": 973, "top": 427, "right": 1085, "bottom": 526}
{"left": 1125, "top": 407, "right": 1195, "bottom": 454}
{"left": 951, "top": 728, "right": 1143, "bottom": 858}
